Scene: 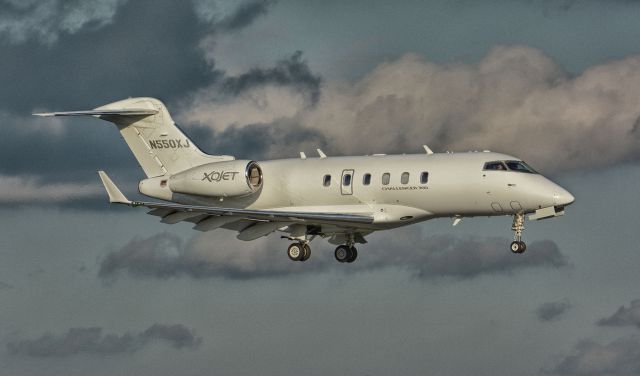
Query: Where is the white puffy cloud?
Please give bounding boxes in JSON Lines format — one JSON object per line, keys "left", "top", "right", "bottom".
{"left": 181, "top": 45, "right": 640, "bottom": 173}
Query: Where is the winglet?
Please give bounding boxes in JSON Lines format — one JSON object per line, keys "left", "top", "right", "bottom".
{"left": 97, "top": 171, "right": 131, "bottom": 204}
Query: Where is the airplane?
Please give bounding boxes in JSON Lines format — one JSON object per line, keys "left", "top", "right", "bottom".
{"left": 35, "top": 97, "right": 575, "bottom": 263}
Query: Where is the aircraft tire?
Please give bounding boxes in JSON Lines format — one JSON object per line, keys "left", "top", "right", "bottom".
{"left": 347, "top": 246, "right": 358, "bottom": 263}
{"left": 518, "top": 241, "right": 526, "bottom": 253}
{"left": 510, "top": 241, "right": 526, "bottom": 254}
{"left": 301, "top": 243, "right": 311, "bottom": 261}
{"left": 334, "top": 245, "right": 350, "bottom": 263}
{"left": 288, "top": 243, "right": 303, "bottom": 261}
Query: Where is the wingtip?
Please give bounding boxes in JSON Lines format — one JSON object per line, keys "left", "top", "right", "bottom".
{"left": 97, "top": 171, "right": 130, "bottom": 204}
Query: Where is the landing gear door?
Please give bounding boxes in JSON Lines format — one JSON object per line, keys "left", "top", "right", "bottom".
{"left": 341, "top": 169, "right": 354, "bottom": 195}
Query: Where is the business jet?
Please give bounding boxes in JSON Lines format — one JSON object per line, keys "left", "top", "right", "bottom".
{"left": 35, "top": 97, "right": 574, "bottom": 263}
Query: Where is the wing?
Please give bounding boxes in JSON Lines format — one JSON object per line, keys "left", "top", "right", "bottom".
{"left": 98, "top": 171, "right": 374, "bottom": 239}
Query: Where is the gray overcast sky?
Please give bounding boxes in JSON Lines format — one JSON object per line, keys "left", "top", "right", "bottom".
{"left": 2, "top": 1, "right": 640, "bottom": 375}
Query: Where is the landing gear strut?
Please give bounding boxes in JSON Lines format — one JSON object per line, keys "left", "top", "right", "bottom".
{"left": 287, "top": 242, "right": 311, "bottom": 262}
{"left": 510, "top": 213, "right": 526, "bottom": 254}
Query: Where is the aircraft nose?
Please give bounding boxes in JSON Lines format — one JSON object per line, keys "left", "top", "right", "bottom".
{"left": 553, "top": 188, "right": 575, "bottom": 206}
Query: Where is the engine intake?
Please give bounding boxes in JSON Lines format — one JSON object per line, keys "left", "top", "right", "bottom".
{"left": 168, "top": 160, "right": 263, "bottom": 198}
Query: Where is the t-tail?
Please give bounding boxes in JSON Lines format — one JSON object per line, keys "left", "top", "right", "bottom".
{"left": 34, "top": 97, "right": 233, "bottom": 178}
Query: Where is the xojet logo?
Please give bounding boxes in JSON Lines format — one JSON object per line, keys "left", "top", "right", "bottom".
{"left": 202, "top": 171, "right": 239, "bottom": 182}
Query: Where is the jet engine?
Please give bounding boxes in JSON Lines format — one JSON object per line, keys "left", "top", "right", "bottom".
{"left": 168, "top": 160, "right": 263, "bottom": 198}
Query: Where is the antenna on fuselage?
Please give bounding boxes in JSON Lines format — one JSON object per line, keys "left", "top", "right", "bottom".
{"left": 300, "top": 152, "right": 307, "bottom": 159}
{"left": 422, "top": 145, "right": 434, "bottom": 155}
{"left": 317, "top": 149, "right": 327, "bottom": 158}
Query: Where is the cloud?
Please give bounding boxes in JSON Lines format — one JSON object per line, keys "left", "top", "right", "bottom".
{"left": 1, "top": 0, "right": 219, "bottom": 114}
{"left": 220, "top": 51, "right": 321, "bottom": 102}
{"left": 546, "top": 336, "right": 640, "bottom": 376}
{"left": 192, "top": 0, "right": 274, "bottom": 30}
{"left": 182, "top": 45, "right": 640, "bottom": 173}
{"left": 0, "top": 280, "right": 14, "bottom": 290}
{"left": 0, "top": 174, "right": 102, "bottom": 204}
{"left": 0, "top": 0, "right": 127, "bottom": 45}
{"left": 536, "top": 299, "right": 572, "bottom": 322}
{"left": 6, "top": 324, "right": 201, "bottom": 358}
{"left": 181, "top": 51, "right": 321, "bottom": 132}
{"left": 99, "top": 228, "right": 567, "bottom": 281}
{"left": 597, "top": 299, "right": 640, "bottom": 328}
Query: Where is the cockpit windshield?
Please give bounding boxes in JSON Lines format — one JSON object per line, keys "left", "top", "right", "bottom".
{"left": 483, "top": 160, "right": 538, "bottom": 174}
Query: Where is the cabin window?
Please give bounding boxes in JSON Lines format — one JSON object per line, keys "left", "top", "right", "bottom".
{"left": 363, "top": 173, "right": 371, "bottom": 185}
{"left": 343, "top": 173, "right": 352, "bottom": 186}
{"left": 382, "top": 173, "right": 390, "bottom": 185}
{"left": 483, "top": 161, "right": 508, "bottom": 171}
{"left": 323, "top": 174, "right": 331, "bottom": 187}
{"left": 420, "top": 172, "right": 429, "bottom": 184}
{"left": 401, "top": 172, "right": 410, "bottom": 184}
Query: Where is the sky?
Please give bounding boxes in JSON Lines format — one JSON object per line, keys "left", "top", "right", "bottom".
{"left": 2, "top": 0, "right": 640, "bottom": 375}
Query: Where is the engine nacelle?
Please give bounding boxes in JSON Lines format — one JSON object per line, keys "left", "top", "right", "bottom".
{"left": 168, "top": 160, "right": 263, "bottom": 198}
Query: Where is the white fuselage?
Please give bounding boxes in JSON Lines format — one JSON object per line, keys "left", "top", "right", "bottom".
{"left": 165, "top": 151, "right": 573, "bottom": 231}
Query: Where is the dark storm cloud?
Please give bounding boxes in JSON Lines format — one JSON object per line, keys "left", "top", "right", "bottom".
{"left": 221, "top": 51, "right": 322, "bottom": 103}
{"left": 0, "top": 114, "right": 135, "bottom": 181}
{"left": 99, "top": 229, "right": 567, "bottom": 281}
{"left": 216, "top": 0, "right": 275, "bottom": 32}
{"left": 0, "top": 0, "right": 126, "bottom": 45}
{"left": 536, "top": 299, "right": 572, "bottom": 322}
{"left": 1, "top": 0, "right": 216, "bottom": 114}
{"left": 597, "top": 299, "right": 640, "bottom": 328}
{"left": 6, "top": 324, "right": 201, "bottom": 358}
{"left": 546, "top": 336, "right": 640, "bottom": 376}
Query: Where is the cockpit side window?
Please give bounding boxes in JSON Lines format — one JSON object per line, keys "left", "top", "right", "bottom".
{"left": 483, "top": 161, "right": 508, "bottom": 171}
{"left": 505, "top": 161, "right": 538, "bottom": 174}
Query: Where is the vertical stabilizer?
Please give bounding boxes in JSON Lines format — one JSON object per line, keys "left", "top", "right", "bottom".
{"left": 35, "top": 97, "right": 234, "bottom": 177}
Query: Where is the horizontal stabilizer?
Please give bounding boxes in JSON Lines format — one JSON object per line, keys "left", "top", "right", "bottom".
{"left": 97, "top": 171, "right": 130, "bottom": 204}
{"left": 33, "top": 109, "right": 158, "bottom": 117}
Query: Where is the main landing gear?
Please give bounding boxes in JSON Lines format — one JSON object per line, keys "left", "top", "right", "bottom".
{"left": 286, "top": 241, "right": 358, "bottom": 263}
{"left": 510, "top": 213, "right": 527, "bottom": 254}
{"left": 287, "top": 242, "right": 311, "bottom": 262}
{"left": 285, "top": 233, "right": 360, "bottom": 263}
{"left": 334, "top": 244, "right": 358, "bottom": 263}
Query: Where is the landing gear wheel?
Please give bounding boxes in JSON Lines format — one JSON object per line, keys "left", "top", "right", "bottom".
{"left": 518, "top": 241, "right": 526, "bottom": 253}
{"left": 334, "top": 245, "right": 350, "bottom": 263}
{"left": 287, "top": 243, "right": 303, "bottom": 261}
{"left": 510, "top": 241, "right": 526, "bottom": 254}
{"left": 301, "top": 243, "right": 311, "bottom": 262}
{"left": 346, "top": 246, "right": 358, "bottom": 263}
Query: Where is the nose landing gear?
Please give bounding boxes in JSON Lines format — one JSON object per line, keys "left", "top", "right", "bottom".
{"left": 510, "top": 213, "right": 526, "bottom": 254}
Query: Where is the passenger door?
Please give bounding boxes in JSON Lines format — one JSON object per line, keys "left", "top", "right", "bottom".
{"left": 341, "top": 169, "right": 354, "bottom": 195}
